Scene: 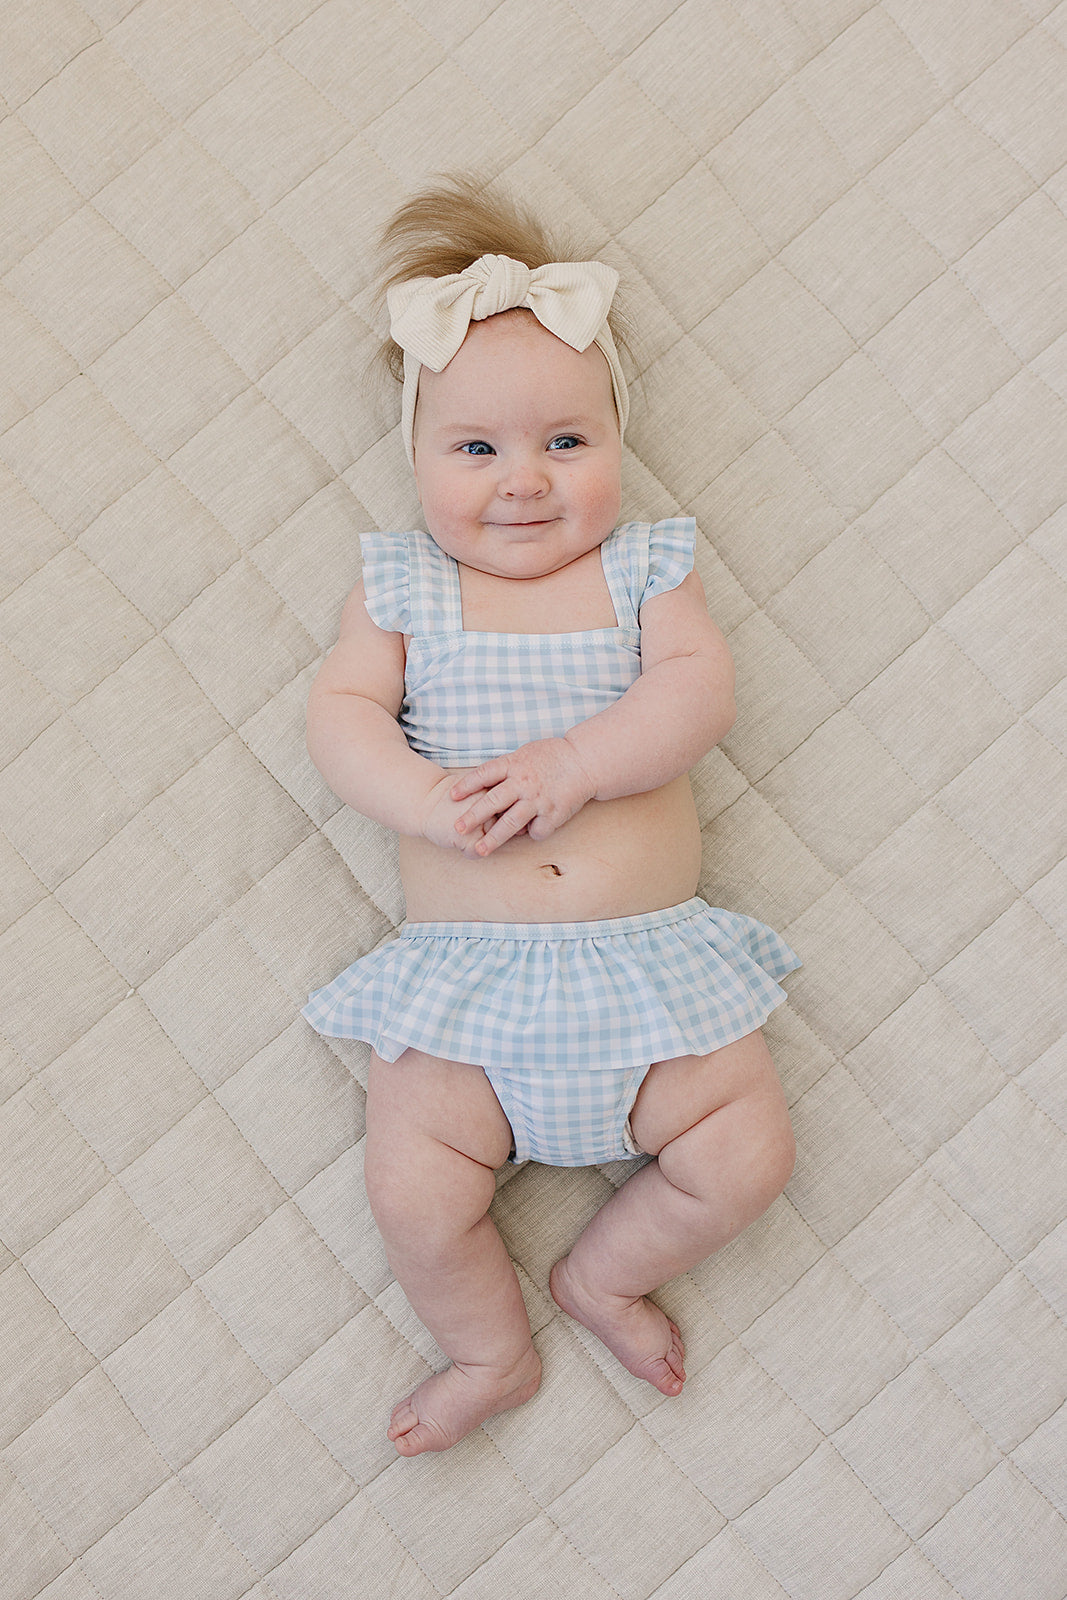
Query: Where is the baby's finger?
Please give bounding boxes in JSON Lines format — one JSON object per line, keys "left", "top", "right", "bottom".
{"left": 455, "top": 782, "right": 517, "bottom": 834}
{"left": 450, "top": 760, "right": 507, "bottom": 802}
{"left": 475, "top": 800, "right": 539, "bottom": 856}
{"left": 452, "top": 815, "right": 489, "bottom": 860}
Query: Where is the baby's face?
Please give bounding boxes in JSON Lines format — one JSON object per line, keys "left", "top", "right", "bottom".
{"left": 412, "top": 310, "right": 623, "bottom": 581}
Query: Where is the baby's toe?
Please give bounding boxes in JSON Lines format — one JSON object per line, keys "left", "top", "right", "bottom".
{"left": 647, "top": 1323, "right": 686, "bottom": 1395}
{"left": 393, "top": 1420, "right": 444, "bottom": 1456}
{"left": 644, "top": 1356, "right": 684, "bottom": 1396}
{"left": 388, "top": 1398, "right": 448, "bottom": 1455}
{"left": 387, "top": 1398, "right": 419, "bottom": 1441}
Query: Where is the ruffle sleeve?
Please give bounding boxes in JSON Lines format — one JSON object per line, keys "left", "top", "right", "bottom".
{"left": 641, "top": 516, "right": 696, "bottom": 607}
{"left": 359, "top": 531, "right": 411, "bottom": 633}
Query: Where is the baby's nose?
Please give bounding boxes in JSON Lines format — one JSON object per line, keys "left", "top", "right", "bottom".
{"left": 500, "top": 458, "right": 549, "bottom": 496}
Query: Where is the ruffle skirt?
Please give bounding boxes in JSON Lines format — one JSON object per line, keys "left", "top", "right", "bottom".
{"left": 302, "top": 897, "right": 800, "bottom": 1072}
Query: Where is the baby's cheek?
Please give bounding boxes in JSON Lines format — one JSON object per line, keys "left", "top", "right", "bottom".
{"left": 578, "top": 468, "right": 622, "bottom": 527}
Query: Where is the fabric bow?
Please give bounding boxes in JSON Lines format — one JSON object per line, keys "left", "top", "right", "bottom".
{"left": 386, "top": 254, "right": 628, "bottom": 466}
{"left": 388, "top": 254, "right": 619, "bottom": 371}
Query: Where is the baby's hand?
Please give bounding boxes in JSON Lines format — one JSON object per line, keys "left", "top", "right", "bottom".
{"left": 449, "top": 738, "right": 597, "bottom": 857}
{"left": 420, "top": 772, "right": 491, "bottom": 859}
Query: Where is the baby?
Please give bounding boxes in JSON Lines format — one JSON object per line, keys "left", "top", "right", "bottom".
{"left": 303, "top": 175, "right": 800, "bottom": 1457}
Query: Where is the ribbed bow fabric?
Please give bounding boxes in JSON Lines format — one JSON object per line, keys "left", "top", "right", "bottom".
{"left": 386, "top": 253, "right": 628, "bottom": 467}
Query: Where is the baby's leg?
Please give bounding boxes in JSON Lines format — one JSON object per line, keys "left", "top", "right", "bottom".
{"left": 550, "top": 1029, "right": 794, "bottom": 1395}
{"left": 364, "top": 1049, "right": 541, "bottom": 1455}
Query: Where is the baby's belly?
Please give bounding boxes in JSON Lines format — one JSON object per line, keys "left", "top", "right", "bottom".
{"left": 399, "top": 775, "right": 703, "bottom": 923}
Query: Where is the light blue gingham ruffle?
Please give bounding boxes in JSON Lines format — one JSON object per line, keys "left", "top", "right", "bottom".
{"left": 302, "top": 897, "right": 800, "bottom": 1072}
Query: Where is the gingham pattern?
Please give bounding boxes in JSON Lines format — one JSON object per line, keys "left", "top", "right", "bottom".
{"left": 359, "top": 518, "right": 696, "bottom": 765}
{"left": 488, "top": 1060, "right": 650, "bottom": 1167}
{"left": 9, "top": 8, "right": 1067, "bottom": 1592}
{"left": 301, "top": 898, "right": 801, "bottom": 1081}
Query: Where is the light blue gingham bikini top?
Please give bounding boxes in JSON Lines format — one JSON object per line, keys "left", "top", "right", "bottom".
{"left": 359, "top": 517, "right": 696, "bottom": 767}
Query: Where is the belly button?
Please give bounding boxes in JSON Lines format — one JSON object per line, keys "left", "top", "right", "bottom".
{"left": 540, "top": 863, "right": 563, "bottom": 877}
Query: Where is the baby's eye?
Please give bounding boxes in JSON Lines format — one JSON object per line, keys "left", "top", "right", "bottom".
{"left": 459, "top": 440, "right": 495, "bottom": 456}
{"left": 548, "top": 435, "right": 582, "bottom": 451}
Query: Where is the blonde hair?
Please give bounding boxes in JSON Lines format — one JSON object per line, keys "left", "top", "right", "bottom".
{"left": 375, "top": 172, "right": 634, "bottom": 382}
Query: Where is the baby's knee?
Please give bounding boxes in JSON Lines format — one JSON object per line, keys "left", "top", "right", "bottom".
{"left": 363, "top": 1140, "right": 411, "bottom": 1233}
{"left": 746, "top": 1102, "right": 796, "bottom": 1211}
{"left": 764, "top": 1110, "right": 796, "bottom": 1196}
{"left": 677, "top": 1093, "right": 795, "bottom": 1217}
{"left": 364, "top": 1136, "right": 436, "bottom": 1238}
{"left": 363, "top": 1128, "right": 496, "bottom": 1249}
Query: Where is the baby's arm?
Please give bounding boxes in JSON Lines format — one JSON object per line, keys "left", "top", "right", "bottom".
{"left": 452, "top": 570, "right": 734, "bottom": 855}
{"left": 306, "top": 582, "right": 487, "bottom": 856}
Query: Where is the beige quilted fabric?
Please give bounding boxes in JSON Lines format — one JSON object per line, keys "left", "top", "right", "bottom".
{"left": 2, "top": 2, "right": 1066, "bottom": 1597}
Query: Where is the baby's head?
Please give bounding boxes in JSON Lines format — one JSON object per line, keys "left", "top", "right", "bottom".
{"left": 378, "top": 175, "right": 630, "bottom": 577}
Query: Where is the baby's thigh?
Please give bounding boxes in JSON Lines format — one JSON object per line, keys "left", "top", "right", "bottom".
{"left": 628, "top": 1029, "right": 789, "bottom": 1157}
{"left": 366, "top": 1048, "right": 514, "bottom": 1171}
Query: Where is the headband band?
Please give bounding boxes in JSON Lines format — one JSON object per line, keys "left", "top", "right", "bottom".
{"left": 386, "top": 253, "right": 629, "bottom": 468}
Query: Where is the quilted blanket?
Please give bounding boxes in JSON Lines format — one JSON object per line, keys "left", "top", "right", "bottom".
{"left": 2, "top": 2, "right": 1065, "bottom": 1597}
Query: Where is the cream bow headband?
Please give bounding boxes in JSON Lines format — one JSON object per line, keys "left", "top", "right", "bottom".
{"left": 386, "top": 254, "right": 629, "bottom": 468}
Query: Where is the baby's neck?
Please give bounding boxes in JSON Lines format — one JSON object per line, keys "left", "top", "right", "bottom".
{"left": 456, "top": 545, "right": 618, "bottom": 634}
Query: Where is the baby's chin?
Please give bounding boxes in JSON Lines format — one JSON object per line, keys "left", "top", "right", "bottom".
{"left": 426, "top": 520, "right": 615, "bottom": 581}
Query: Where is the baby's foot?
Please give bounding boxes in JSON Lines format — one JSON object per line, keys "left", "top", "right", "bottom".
{"left": 549, "top": 1257, "right": 686, "bottom": 1396}
{"left": 387, "top": 1346, "right": 542, "bottom": 1457}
